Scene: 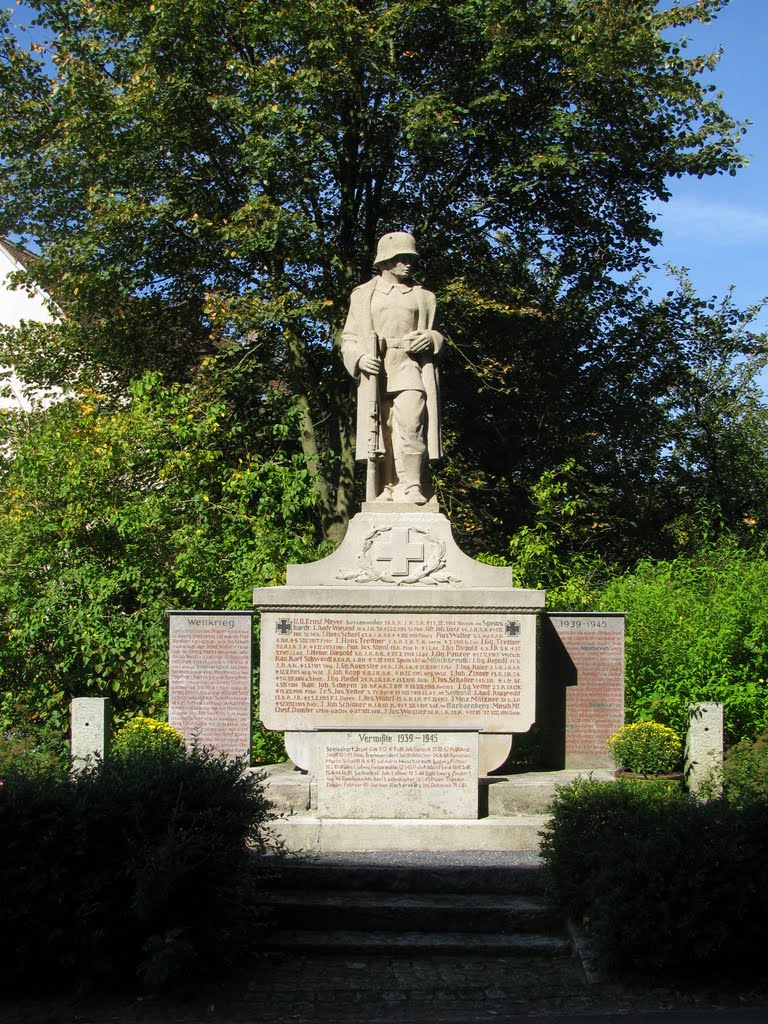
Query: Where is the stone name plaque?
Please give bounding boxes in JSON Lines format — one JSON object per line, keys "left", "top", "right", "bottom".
{"left": 260, "top": 612, "right": 536, "bottom": 732}
{"left": 318, "top": 730, "right": 478, "bottom": 818}
{"left": 168, "top": 611, "right": 253, "bottom": 760}
{"left": 548, "top": 613, "right": 625, "bottom": 769}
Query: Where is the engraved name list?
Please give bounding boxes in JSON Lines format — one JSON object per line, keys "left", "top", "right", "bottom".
{"left": 260, "top": 612, "right": 536, "bottom": 732}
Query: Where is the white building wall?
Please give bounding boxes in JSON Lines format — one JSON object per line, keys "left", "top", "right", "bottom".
{"left": 0, "top": 239, "right": 57, "bottom": 411}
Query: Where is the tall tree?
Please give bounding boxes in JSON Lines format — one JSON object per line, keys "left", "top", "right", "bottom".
{"left": 657, "top": 277, "right": 768, "bottom": 547}
{"left": 0, "top": 0, "right": 748, "bottom": 542}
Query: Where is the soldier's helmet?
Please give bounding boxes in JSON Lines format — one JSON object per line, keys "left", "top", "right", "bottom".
{"left": 373, "top": 231, "right": 419, "bottom": 267}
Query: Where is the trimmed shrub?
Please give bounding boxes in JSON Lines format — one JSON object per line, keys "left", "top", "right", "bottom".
{"left": 251, "top": 718, "right": 287, "bottom": 764}
{"left": 607, "top": 721, "right": 682, "bottom": 775}
{"left": 0, "top": 743, "right": 278, "bottom": 992}
{"left": 540, "top": 778, "right": 768, "bottom": 977}
{"left": 0, "top": 729, "right": 67, "bottom": 777}
{"left": 722, "top": 728, "right": 768, "bottom": 806}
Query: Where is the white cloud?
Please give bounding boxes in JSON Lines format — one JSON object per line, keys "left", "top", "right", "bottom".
{"left": 650, "top": 196, "right": 768, "bottom": 247}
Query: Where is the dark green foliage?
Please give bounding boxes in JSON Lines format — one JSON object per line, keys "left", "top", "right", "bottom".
{"left": 596, "top": 539, "right": 768, "bottom": 743}
{"left": 0, "top": 743, "right": 278, "bottom": 992}
{"left": 655, "top": 282, "right": 768, "bottom": 552}
{"left": 0, "top": 0, "right": 755, "bottom": 545}
{"left": 723, "top": 729, "right": 768, "bottom": 806}
{"left": 0, "top": 728, "right": 67, "bottom": 777}
{"left": 251, "top": 719, "right": 287, "bottom": 765}
{"left": 0, "top": 364, "right": 320, "bottom": 754}
{"left": 540, "top": 778, "right": 768, "bottom": 978}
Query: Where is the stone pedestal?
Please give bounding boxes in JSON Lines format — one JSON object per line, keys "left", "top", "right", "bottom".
{"left": 71, "top": 697, "right": 111, "bottom": 768}
{"left": 253, "top": 511, "right": 545, "bottom": 819}
{"left": 685, "top": 702, "right": 724, "bottom": 796}
{"left": 258, "top": 761, "right": 616, "bottom": 852}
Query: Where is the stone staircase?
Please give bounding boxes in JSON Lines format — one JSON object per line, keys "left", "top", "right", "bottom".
{"left": 262, "top": 855, "right": 574, "bottom": 960}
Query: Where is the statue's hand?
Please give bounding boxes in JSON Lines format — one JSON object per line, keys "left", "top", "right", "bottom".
{"left": 358, "top": 354, "right": 382, "bottom": 375}
{"left": 405, "top": 331, "right": 433, "bottom": 354}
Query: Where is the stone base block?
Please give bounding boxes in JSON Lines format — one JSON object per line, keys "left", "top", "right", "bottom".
{"left": 71, "top": 697, "right": 111, "bottom": 767}
{"left": 484, "top": 769, "right": 615, "bottom": 816}
{"left": 259, "top": 761, "right": 316, "bottom": 815}
{"left": 257, "top": 762, "right": 615, "bottom": 820}
{"left": 269, "top": 814, "right": 549, "bottom": 854}
{"left": 318, "top": 730, "right": 479, "bottom": 819}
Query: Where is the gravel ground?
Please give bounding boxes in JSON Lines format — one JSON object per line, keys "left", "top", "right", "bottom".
{"left": 3, "top": 945, "right": 768, "bottom": 1023}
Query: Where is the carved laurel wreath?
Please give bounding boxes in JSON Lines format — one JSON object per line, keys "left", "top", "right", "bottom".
{"left": 336, "top": 526, "right": 462, "bottom": 586}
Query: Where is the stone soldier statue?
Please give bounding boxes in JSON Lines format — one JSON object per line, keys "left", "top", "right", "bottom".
{"left": 342, "top": 231, "right": 443, "bottom": 504}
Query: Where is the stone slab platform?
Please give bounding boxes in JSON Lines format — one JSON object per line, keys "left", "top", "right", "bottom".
{"left": 268, "top": 813, "right": 550, "bottom": 853}
{"left": 257, "top": 762, "right": 615, "bottom": 853}
{"left": 485, "top": 768, "right": 614, "bottom": 815}
{"left": 257, "top": 762, "right": 614, "bottom": 816}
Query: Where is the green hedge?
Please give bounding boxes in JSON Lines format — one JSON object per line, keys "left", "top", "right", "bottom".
{"left": 595, "top": 543, "right": 768, "bottom": 742}
{"left": 722, "top": 728, "right": 768, "bottom": 806}
{"left": 0, "top": 743, "right": 278, "bottom": 991}
{"left": 540, "top": 778, "right": 768, "bottom": 977}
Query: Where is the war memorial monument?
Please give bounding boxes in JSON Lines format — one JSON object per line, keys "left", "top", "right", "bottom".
{"left": 170, "top": 232, "right": 625, "bottom": 851}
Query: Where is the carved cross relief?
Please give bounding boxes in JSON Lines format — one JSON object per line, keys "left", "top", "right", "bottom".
{"left": 371, "top": 527, "right": 425, "bottom": 577}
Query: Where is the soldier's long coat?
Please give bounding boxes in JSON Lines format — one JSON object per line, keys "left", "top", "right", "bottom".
{"left": 341, "top": 277, "right": 443, "bottom": 462}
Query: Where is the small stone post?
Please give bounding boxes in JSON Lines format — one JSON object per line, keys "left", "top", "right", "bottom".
{"left": 685, "top": 702, "right": 723, "bottom": 797}
{"left": 71, "top": 697, "right": 111, "bottom": 769}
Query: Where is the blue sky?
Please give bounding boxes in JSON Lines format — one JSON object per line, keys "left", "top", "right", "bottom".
{"left": 646, "top": 0, "right": 768, "bottom": 332}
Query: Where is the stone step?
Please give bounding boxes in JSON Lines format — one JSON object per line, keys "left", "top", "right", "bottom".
{"left": 270, "top": 858, "right": 545, "bottom": 895}
{"left": 484, "top": 769, "right": 614, "bottom": 815}
{"left": 269, "top": 813, "right": 549, "bottom": 853}
{"left": 261, "top": 853, "right": 573, "bottom": 963}
{"left": 268, "top": 889, "right": 563, "bottom": 935}
{"left": 264, "top": 928, "right": 571, "bottom": 956}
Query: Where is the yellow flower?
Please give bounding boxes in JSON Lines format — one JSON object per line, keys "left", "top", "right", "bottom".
{"left": 114, "top": 716, "right": 184, "bottom": 753}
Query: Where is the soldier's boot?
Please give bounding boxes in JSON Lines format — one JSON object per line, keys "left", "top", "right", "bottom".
{"left": 399, "top": 455, "right": 428, "bottom": 505}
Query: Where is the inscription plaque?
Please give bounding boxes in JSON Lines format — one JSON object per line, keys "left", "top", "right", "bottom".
{"left": 548, "top": 613, "right": 625, "bottom": 769}
{"left": 260, "top": 612, "right": 536, "bottom": 732}
{"left": 168, "top": 611, "right": 253, "bottom": 760}
{"left": 318, "top": 731, "right": 478, "bottom": 818}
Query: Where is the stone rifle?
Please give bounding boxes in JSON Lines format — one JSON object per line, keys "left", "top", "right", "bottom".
{"left": 366, "top": 329, "right": 385, "bottom": 500}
